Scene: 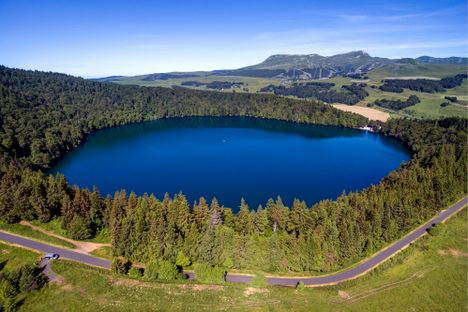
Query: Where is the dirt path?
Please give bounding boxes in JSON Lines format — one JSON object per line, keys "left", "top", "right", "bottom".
{"left": 332, "top": 104, "right": 390, "bottom": 122}
{"left": 20, "top": 221, "right": 110, "bottom": 254}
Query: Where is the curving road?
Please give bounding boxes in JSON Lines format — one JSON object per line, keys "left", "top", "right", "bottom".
{"left": 0, "top": 197, "right": 466, "bottom": 286}
{"left": 0, "top": 231, "right": 111, "bottom": 269}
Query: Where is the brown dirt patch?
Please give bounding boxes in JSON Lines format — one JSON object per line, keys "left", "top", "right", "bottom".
{"left": 338, "top": 290, "right": 350, "bottom": 299}
{"left": 332, "top": 104, "right": 390, "bottom": 122}
{"left": 191, "top": 284, "right": 223, "bottom": 291}
{"left": 111, "top": 277, "right": 157, "bottom": 288}
{"left": 51, "top": 274, "right": 65, "bottom": 285}
{"left": 61, "top": 283, "right": 74, "bottom": 291}
{"left": 244, "top": 287, "right": 269, "bottom": 296}
{"left": 437, "top": 249, "right": 468, "bottom": 257}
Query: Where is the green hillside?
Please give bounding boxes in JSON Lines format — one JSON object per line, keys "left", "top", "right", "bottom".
{"left": 368, "top": 63, "right": 467, "bottom": 80}
{"left": 243, "top": 51, "right": 392, "bottom": 70}
{"left": 98, "top": 52, "right": 466, "bottom": 84}
{"left": 243, "top": 53, "right": 326, "bottom": 70}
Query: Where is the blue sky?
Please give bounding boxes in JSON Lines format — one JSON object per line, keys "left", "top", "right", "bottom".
{"left": 0, "top": 0, "right": 466, "bottom": 77}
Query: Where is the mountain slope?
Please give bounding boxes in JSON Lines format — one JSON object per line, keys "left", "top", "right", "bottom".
{"left": 215, "top": 51, "right": 393, "bottom": 79}
{"left": 246, "top": 51, "right": 391, "bottom": 70}
{"left": 243, "top": 53, "right": 326, "bottom": 70}
{"left": 95, "top": 52, "right": 467, "bottom": 82}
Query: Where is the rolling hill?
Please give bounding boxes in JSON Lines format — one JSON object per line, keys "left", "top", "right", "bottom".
{"left": 368, "top": 63, "right": 468, "bottom": 80}
{"left": 95, "top": 51, "right": 466, "bottom": 82}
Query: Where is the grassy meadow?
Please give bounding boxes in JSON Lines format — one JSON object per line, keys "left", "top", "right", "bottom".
{"left": 367, "top": 63, "right": 467, "bottom": 80}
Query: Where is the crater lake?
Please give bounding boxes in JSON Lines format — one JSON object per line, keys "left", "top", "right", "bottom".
{"left": 50, "top": 117, "right": 411, "bottom": 210}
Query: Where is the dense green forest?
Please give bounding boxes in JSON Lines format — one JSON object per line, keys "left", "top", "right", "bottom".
{"left": 259, "top": 82, "right": 368, "bottom": 104}
{"left": 370, "top": 95, "right": 420, "bottom": 110}
{"left": 0, "top": 66, "right": 365, "bottom": 170}
{"left": 180, "top": 81, "right": 206, "bottom": 87}
{"left": 141, "top": 73, "right": 199, "bottom": 81}
{"left": 379, "top": 74, "right": 467, "bottom": 93}
{"left": 181, "top": 81, "right": 244, "bottom": 90}
{"left": 0, "top": 66, "right": 466, "bottom": 278}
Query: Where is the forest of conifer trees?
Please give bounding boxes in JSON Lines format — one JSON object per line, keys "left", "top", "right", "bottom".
{"left": 0, "top": 66, "right": 466, "bottom": 278}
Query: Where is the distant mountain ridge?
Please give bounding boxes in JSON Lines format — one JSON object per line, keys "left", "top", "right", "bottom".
{"left": 231, "top": 51, "right": 392, "bottom": 79}
{"left": 416, "top": 56, "right": 467, "bottom": 65}
{"left": 91, "top": 75, "right": 126, "bottom": 82}
{"left": 94, "top": 52, "right": 467, "bottom": 82}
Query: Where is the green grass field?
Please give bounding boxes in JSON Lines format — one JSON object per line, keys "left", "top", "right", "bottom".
{"left": 361, "top": 83, "right": 467, "bottom": 119}
{"left": 321, "top": 76, "right": 467, "bottom": 120}
{"left": 304, "top": 75, "right": 466, "bottom": 119}
{"left": 0, "top": 242, "right": 41, "bottom": 271}
{"left": 2, "top": 206, "right": 465, "bottom": 312}
{"left": 367, "top": 63, "right": 467, "bottom": 80}
{"left": 359, "top": 64, "right": 467, "bottom": 119}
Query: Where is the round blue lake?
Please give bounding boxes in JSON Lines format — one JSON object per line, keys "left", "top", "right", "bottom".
{"left": 50, "top": 117, "right": 411, "bottom": 210}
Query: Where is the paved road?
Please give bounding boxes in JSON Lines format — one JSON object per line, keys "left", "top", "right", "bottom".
{"left": 0, "top": 197, "right": 466, "bottom": 286}
{"left": 0, "top": 232, "right": 111, "bottom": 269}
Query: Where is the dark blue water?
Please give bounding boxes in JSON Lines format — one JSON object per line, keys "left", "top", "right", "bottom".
{"left": 50, "top": 117, "right": 410, "bottom": 210}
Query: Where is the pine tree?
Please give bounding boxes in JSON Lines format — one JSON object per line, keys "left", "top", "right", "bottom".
{"left": 252, "top": 205, "right": 269, "bottom": 235}
{"left": 193, "top": 197, "right": 210, "bottom": 231}
{"left": 235, "top": 198, "right": 253, "bottom": 235}
{"left": 173, "top": 192, "right": 190, "bottom": 236}
{"left": 287, "top": 198, "right": 309, "bottom": 235}
{"left": 198, "top": 228, "right": 217, "bottom": 265}
{"left": 267, "top": 197, "right": 288, "bottom": 232}
{"left": 89, "top": 186, "right": 106, "bottom": 236}
{"left": 209, "top": 198, "right": 223, "bottom": 227}
{"left": 110, "top": 190, "right": 127, "bottom": 256}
